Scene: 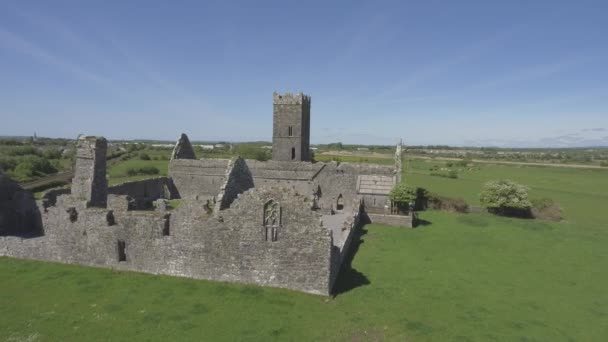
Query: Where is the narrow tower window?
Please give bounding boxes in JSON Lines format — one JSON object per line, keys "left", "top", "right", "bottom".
{"left": 291, "top": 147, "right": 296, "bottom": 160}
{"left": 162, "top": 214, "right": 170, "bottom": 236}
{"left": 117, "top": 240, "right": 127, "bottom": 262}
{"left": 288, "top": 126, "right": 293, "bottom": 136}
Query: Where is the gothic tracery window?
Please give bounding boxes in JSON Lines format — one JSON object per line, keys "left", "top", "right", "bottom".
{"left": 263, "top": 200, "right": 281, "bottom": 241}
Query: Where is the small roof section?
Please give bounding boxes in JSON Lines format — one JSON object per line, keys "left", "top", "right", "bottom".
{"left": 357, "top": 175, "right": 395, "bottom": 195}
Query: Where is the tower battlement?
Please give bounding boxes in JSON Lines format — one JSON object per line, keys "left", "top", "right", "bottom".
{"left": 273, "top": 92, "right": 311, "bottom": 106}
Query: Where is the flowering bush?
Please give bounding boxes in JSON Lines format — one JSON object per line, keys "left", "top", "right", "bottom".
{"left": 480, "top": 180, "right": 532, "bottom": 217}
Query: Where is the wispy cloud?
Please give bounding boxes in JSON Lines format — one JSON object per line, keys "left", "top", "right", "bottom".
{"left": 373, "top": 58, "right": 585, "bottom": 106}
{"left": 0, "top": 26, "right": 111, "bottom": 85}
{"left": 583, "top": 127, "right": 607, "bottom": 132}
{"left": 371, "top": 24, "right": 526, "bottom": 101}
{"left": 9, "top": 9, "right": 215, "bottom": 118}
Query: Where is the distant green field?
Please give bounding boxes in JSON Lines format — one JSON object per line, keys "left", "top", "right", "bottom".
{"left": 315, "top": 154, "right": 394, "bottom": 165}
{"left": 107, "top": 159, "right": 170, "bottom": 185}
{"left": 3, "top": 155, "right": 608, "bottom": 340}
{"left": 405, "top": 158, "right": 608, "bottom": 226}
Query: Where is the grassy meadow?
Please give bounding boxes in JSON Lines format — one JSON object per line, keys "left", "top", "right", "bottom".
{"left": 2, "top": 158, "right": 608, "bottom": 340}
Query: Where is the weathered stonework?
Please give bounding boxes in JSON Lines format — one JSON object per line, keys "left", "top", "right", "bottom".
{"left": 0, "top": 170, "right": 42, "bottom": 236}
{"left": 272, "top": 92, "right": 311, "bottom": 162}
{"left": 71, "top": 135, "right": 107, "bottom": 207}
{"left": 1, "top": 92, "right": 410, "bottom": 295}
{"left": 171, "top": 133, "right": 196, "bottom": 160}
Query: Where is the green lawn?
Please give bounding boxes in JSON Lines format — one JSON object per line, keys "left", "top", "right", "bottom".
{"left": 2, "top": 158, "right": 608, "bottom": 340}
{"left": 107, "top": 159, "right": 170, "bottom": 185}
{"left": 2, "top": 210, "right": 607, "bottom": 341}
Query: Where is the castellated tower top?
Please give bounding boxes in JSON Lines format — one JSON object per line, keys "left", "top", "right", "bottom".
{"left": 273, "top": 92, "right": 311, "bottom": 105}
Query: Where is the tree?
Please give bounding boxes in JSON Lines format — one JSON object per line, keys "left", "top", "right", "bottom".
{"left": 389, "top": 183, "right": 417, "bottom": 213}
{"left": 480, "top": 179, "right": 532, "bottom": 217}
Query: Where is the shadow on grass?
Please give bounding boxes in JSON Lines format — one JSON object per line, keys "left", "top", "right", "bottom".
{"left": 332, "top": 227, "right": 370, "bottom": 296}
{"left": 416, "top": 218, "right": 432, "bottom": 227}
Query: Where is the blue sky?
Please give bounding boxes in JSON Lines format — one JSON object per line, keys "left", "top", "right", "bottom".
{"left": 1, "top": 0, "right": 607, "bottom": 147}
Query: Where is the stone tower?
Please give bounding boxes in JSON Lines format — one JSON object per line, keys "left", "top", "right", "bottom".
{"left": 72, "top": 135, "right": 108, "bottom": 207}
{"left": 272, "top": 92, "right": 311, "bottom": 162}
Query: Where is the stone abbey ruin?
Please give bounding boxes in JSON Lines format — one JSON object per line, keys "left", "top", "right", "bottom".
{"left": 0, "top": 92, "right": 412, "bottom": 295}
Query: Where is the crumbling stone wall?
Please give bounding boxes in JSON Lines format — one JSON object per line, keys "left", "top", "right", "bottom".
{"left": 170, "top": 133, "right": 196, "bottom": 160}
{"left": 169, "top": 159, "right": 231, "bottom": 200}
{"left": 246, "top": 159, "right": 319, "bottom": 195}
{"left": 311, "top": 162, "right": 394, "bottom": 213}
{"left": 1, "top": 187, "right": 335, "bottom": 295}
{"left": 0, "top": 171, "right": 42, "bottom": 236}
{"left": 71, "top": 135, "right": 107, "bottom": 207}
{"left": 108, "top": 177, "right": 177, "bottom": 201}
{"left": 215, "top": 157, "right": 254, "bottom": 211}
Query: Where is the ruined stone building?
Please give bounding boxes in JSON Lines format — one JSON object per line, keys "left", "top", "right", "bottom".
{"left": 0, "top": 92, "right": 410, "bottom": 295}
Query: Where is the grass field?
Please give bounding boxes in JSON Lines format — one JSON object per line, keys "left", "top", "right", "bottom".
{"left": 2, "top": 158, "right": 608, "bottom": 340}
{"left": 315, "top": 154, "right": 394, "bottom": 165}
{"left": 405, "top": 158, "right": 608, "bottom": 226}
{"left": 107, "top": 159, "right": 170, "bottom": 185}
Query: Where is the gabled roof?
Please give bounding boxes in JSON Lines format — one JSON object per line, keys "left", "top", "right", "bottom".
{"left": 357, "top": 175, "right": 395, "bottom": 195}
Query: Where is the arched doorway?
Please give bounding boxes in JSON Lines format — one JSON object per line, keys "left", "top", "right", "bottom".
{"left": 336, "top": 194, "right": 344, "bottom": 211}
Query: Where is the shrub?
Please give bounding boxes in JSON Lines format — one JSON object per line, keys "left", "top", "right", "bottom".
{"left": 480, "top": 179, "right": 532, "bottom": 217}
{"left": 125, "top": 166, "right": 160, "bottom": 176}
{"left": 427, "top": 194, "right": 469, "bottom": 213}
{"left": 43, "top": 149, "right": 62, "bottom": 159}
{"left": 6, "top": 146, "right": 40, "bottom": 156}
{"left": 389, "top": 183, "right": 417, "bottom": 204}
{"left": 388, "top": 183, "right": 417, "bottom": 214}
{"left": 9, "top": 155, "right": 57, "bottom": 181}
{"left": 139, "top": 152, "right": 151, "bottom": 160}
{"left": 430, "top": 170, "right": 458, "bottom": 179}
{"left": 531, "top": 198, "right": 563, "bottom": 221}
{"left": 0, "top": 156, "right": 17, "bottom": 172}
{"left": 455, "top": 159, "right": 469, "bottom": 167}
{"left": 601, "top": 161, "right": 608, "bottom": 167}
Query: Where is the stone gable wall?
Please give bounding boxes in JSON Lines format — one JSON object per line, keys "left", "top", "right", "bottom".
{"left": 169, "top": 159, "right": 230, "bottom": 200}
{"left": 215, "top": 157, "right": 254, "bottom": 211}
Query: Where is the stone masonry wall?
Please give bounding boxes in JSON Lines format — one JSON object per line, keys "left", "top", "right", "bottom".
{"left": 312, "top": 162, "right": 394, "bottom": 213}
{"left": 71, "top": 136, "right": 107, "bottom": 207}
{"left": 215, "top": 157, "right": 254, "bottom": 211}
{"left": 272, "top": 92, "right": 311, "bottom": 161}
{"left": 0, "top": 171, "right": 42, "bottom": 236}
{"left": 169, "top": 159, "right": 230, "bottom": 200}
{"left": 108, "top": 177, "right": 177, "bottom": 201}
{"left": 246, "top": 159, "right": 319, "bottom": 196}
{"left": 170, "top": 133, "right": 196, "bottom": 160}
{"left": 1, "top": 188, "right": 334, "bottom": 295}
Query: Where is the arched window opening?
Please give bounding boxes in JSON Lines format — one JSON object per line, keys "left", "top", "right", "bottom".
{"left": 291, "top": 147, "right": 296, "bottom": 160}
